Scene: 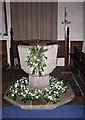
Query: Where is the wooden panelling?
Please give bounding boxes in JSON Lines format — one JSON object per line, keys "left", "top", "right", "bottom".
{"left": 0, "top": 40, "right": 7, "bottom": 55}
{"left": 12, "top": 40, "right": 65, "bottom": 58}
{"left": 57, "top": 41, "right": 65, "bottom": 58}
{"left": 0, "top": 40, "right": 7, "bottom": 66}
{"left": 3, "top": 2, "right": 8, "bottom": 35}
{"left": 13, "top": 41, "right": 21, "bottom": 58}
{"left": 70, "top": 47, "right": 85, "bottom": 95}
{"left": 1, "top": 40, "right": 82, "bottom": 67}
{"left": 0, "top": 41, "right": 2, "bottom": 55}
{"left": 70, "top": 41, "right": 83, "bottom": 65}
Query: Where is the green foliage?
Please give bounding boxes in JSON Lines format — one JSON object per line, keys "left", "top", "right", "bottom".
{"left": 26, "top": 45, "right": 48, "bottom": 76}
{"left": 6, "top": 77, "right": 67, "bottom": 104}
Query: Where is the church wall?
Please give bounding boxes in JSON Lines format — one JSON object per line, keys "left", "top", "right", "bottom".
{"left": 57, "top": 2, "right": 83, "bottom": 66}
{"left": 82, "top": 1, "right": 85, "bottom": 53}
{"left": 1, "top": 2, "right": 84, "bottom": 67}
{"left": 58, "top": 2, "right": 83, "bottom": 41}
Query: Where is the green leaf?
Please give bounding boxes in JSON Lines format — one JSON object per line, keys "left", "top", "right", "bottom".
{"left": 26, "top": 44, "right": 48, "bottom": 76}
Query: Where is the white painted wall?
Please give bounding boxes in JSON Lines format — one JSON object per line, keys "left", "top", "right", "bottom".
{"left": 1, "top": 2, "right": 11, "bottom": 66}
{"left": 82, "top": 1, "right": 85, "bottom": 53}
{"left": 57, "top": 2, "right": 83, "bottom": 66}
{"left": 5, "top": 2, "right": 11, "bottom": 66}
{"left": 0, "top": 2, "right": 2, "bottom": 39}
{"left": 57, "top": 58, "right": 64, "bottom": 66}
{"left": 58, "top": 2, "right": 83, "bottom": 41}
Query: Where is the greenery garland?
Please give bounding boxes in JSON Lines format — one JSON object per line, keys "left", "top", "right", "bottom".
{"left": 26, "top": 45, "right": 48, "bottom": 76}
{"left": 5, "top": 77, "right": 67, "bottom": 104}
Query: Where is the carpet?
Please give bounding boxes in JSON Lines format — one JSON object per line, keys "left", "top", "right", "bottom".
{"left": 2, "top": 105, "right": 84, "bottom": 119}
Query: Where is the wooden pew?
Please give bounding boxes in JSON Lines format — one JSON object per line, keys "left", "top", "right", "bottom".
{"left": 70, "top": 46, "right": 85, "bottom": 96}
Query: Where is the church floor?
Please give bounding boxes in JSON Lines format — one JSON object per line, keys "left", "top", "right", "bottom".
{"left": 2, "top": 66, "right": 85, "bottom": 107}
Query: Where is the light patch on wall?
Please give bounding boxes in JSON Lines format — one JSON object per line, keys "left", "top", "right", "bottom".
{"left": 57, "top": 58, "right": 65, "bottom": 66}
{"left": 0, "top": 2, "right": 2, "bottom": 39}
{"left": 82, "top": 1, "right": 85, "bottom": 53}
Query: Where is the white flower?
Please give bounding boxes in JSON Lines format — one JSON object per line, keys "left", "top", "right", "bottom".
{"left": 25, "top": 80, "right": 28, "bottom": 84}
{"left": 37, "top": 45, "right": 41, "bottom": 48}
{"left": 12, "top": 90, "right": 14, "bottom": 92}
{"left": 62, "top": 88, "right": 66, "bottom": 92}
{"left": 23, "top": 94, "right": 26, "bottom": 97}
{"left": 58, "top": 87, "right": 61, "bottom": 90}
{"left": 17, "top": 93, "right": 20, "bottom": 95}
{"left": 57, "top": 82, "right": 60, "bottom": 84}
{"left": 49, "top": 91, "right": 51, "bottom": 94}
{"left": 21, "top": 85, "right": 23, "bottom": 88}
{"left": 51, "top": 82, "right": 55, "bottom": 85}
{"left": 60, "top": 81, "right": 63, "bottom": 85}
{"left": 19, "top": 79, "right": 22, "bottom": 82}
{"left": 53, "top": 98, "right": 57, "bottom": 101}
{"left": 25, "top": 90, "right": 28, "bottom": 94}
{"left": 29, "top": 92, "right": 33, "bottom": 96}
{"left": 31, "top": 93, "right": 35, "bottom": 96}
{"left": 33, "top": 62, "right": 36, "bottom": 65}
{"left": 55, "top": 84, "right": 58, "bottom": 88}
{"left": 30, "top": 61, "right": 32, "bottom": 64}
{"left": 38, "top": 89, "right": 41, "bottom": 93}
{"left": 34, "top": 56, "right": 37, "bottom": 59}
{"left": 49, "top": 87, "right": 52, "bottom": 90}
{"left": 37, "top": 59, "right": 40, "bottom": 62}
{"left": 11, "top": 94, "right": 14, "bottom": 97}
{"left": 21, "top": 81, "right": 24, "bottom": 83}
{"left": 14, "top": 83, "right": 18, "bottom": 88}
{"left": 7, "top": 76, "right": 67, "bottom": 104}
{"left": 54, "top": 91, "right": 59, "bottom": 95}
{"left": 35, "top": 96, "right": 39, "bottom": 99}
{"left": 64, "top": 86, "right": 67, "bottom": 89}
{"left": 48, "top": 96, "right": 53, "bottom": 100}
{"left": 10, "top": 87, "right": 12, "bottom": 90}
{"left": 34, "top": 88, "right": 38, "bottom": 91}
{"left": 21, "top": 92, "right": 23, "bottom": 95}
{"left": 45, "top": 88, "right": 49, "bottom": 92}
{"left": 16, "top": 80, "right": 19, "bottom": 83}
{"left": 15, "top": 90, "right": 18, "bottom": 93}
{"left": 53, "top": 93, "right": 56, "bottom": 97}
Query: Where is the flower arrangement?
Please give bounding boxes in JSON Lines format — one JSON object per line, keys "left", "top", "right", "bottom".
{"left": 26, "top": 45, "right": 48, "bottom": 76}
{"left": 5, "top": 42, "right": 67, "bottom": 105}
{"left": 5, "top": 77, "right": 67, "bottom": 104}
